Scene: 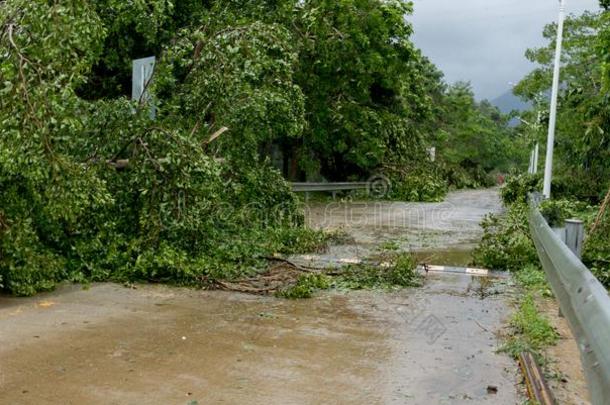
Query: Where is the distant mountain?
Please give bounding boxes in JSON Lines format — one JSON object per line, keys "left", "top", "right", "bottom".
{"left": 491, "top": 90, "right": 531, "bottom": 114}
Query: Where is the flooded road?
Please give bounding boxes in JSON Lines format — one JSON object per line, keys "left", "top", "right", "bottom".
{"left": 305, "top": 188, "right": 503, "bottom": 249}
{"left": 0, "top": 189, "right": 520, "bottom": 404}
{"left": 294, "top": 188, "right": 503, "bottom": 268}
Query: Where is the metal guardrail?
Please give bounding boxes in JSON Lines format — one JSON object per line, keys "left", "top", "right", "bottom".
{"left": 528, "top": 195, "right": 610, "bottom": 404}
{"left": 290, "top": 182, "right": 368, "bottom": 193}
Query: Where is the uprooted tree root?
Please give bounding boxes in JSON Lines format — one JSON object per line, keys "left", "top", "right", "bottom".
{"left": 213, "top": 258, "right": 326, "bottom": 295}
{"left": 213, "top": 252, "right": 422, "bottom": 297}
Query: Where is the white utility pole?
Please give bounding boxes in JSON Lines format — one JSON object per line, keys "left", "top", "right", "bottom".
{"left": 543, "top": 0, "right": 566, "bottom": 198}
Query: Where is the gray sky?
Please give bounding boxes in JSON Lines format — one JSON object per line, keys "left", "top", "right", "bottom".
{"left": 409, "top": 0, "right": 600, "bottom": 100}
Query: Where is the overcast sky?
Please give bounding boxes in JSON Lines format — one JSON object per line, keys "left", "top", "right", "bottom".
{"left": 409, "top": 0, "right": 601, "bottom": 100}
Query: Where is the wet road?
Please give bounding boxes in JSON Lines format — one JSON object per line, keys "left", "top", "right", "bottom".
{"left": 295, "top": 188, "right": 504, "bottom": 267}
{"left": 0, "top": 189, "right": 520, "bottom": 404}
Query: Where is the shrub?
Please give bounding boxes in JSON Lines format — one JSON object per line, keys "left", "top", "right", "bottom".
{"left": 551, "top": 171, "right": 609, "bottom": 203}
{"left": 583, "top": 201, "right": 610, "bottom": 287}
{"left": 473, "top": 202, "right": 538, "bottom": 271}
{"left": 383, "top": 165, "right": 448, "bottom": 202}
{"left": 538, "top": 198, "right": 595, "bottom": 228}
{"left": 500, "top": 173, "right": 541, "bottom": 205}
{"left": 539, "top": 200, "right": 566, "bottom": 227}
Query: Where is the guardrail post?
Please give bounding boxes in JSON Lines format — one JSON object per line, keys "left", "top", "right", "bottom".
{"left": 552, "top": 224, "right": 567, "bottom": 318}
{"left": 565, "top": 219, "right": 585, "bottom": 259}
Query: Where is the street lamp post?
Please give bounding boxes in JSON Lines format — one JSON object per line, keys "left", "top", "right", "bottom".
{"left": 519, "top": 115, "right": 541, "bottom": 174}
{"left": 543, "top": 0, "right": 567, "bottom": 199}
{"left": 532, "top": 110, "right": 541, "bottom": 174}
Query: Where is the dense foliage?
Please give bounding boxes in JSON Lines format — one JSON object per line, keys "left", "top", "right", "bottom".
{"left": 435, "top": 84, "right": 525, "bottom": 189}
{"left": 514, "top": 9, "right": 610, "bottom": 202}
{"left": 500, "top": 173, "right": 542, "bottom": 205}
{"left": 508, "top": 4, "right": 610, "bottom": 285}
{"left": 0, "top": 0, "right": 311, "bottom": 295}
{"left": 583, "top": 191, "right": 610, "bottom": 286}
{"left": 0, "top": 0, "right": 524, "bottom": 295}
{"left": 475, "top": 172, "right": 609, "bottom": 288}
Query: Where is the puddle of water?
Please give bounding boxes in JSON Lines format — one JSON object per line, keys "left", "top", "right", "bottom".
{"left": 414, "top": 249, "right": 474, "bottom": 267}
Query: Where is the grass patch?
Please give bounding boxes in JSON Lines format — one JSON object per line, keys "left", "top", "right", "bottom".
{"left": 501, "top": 294, "right": 559, "bottom": 360}
{"left": 514, "top": 264, "right": 553, "bottom": 298}
{"left": 379, "top": 240, "right": 400, "bottom": 251}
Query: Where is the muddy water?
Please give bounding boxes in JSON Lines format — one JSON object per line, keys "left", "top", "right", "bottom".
{"left": 304, "top": 188, "right": 502, "bottom": 249}
{"left": 0, "top": 285, "right": 397, "bottom": 404}
{"left": 0, "top": 280, "right": 517, "bottom": 405}
{"left": 414, "top": 249, "right": 473, "bottom": 267}
{"left": 0, "top": 189, "right": 520, "bottom": 404}
{"left": 295, "top": 188, "right": 503, "bottom": 268}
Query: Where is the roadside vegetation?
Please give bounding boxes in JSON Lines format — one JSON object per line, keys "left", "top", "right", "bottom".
{"left": 502, "top": 294, "right": 559, "bottom": 361}
{"left": 474, "top": 2, "right": 610, "bottom": 284}
{"left": 507, "top": 4, "right": 610, "bottom": 284}
{"left": 476, "top": 174, "right": 604, "bottom": 390}
{"left": 475, "top": 173, "right": 609, "bottom": 284}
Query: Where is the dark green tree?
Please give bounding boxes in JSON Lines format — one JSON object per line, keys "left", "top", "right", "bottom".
{"left": 515, "top": 11, "right": 610, "bottom": 201}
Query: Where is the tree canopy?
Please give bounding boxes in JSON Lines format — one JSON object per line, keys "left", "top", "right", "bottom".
{"left": 514, "top": 9, "right": 610, "bottom": 201}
